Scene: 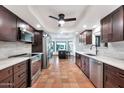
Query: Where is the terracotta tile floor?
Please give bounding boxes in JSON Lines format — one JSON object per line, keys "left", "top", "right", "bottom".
{"left": 32, "top": 56, "right": 94, "bottom": 88}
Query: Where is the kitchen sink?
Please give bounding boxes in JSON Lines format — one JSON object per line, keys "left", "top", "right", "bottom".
{"left": 85, "top": 53, "right": 96, "bottom": 56}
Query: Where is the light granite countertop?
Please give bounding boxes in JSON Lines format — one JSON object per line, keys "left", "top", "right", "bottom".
{"left": 0, "top": 56, "right": 30, "bottom": 70}
{"left": 76, "top": 51, "right": 124, "bottom": 70}
{"left": 0, "top": 53, "right": 44, "bottom": 70}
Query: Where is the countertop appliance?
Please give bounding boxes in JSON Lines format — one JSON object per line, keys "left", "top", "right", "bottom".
{"left": 89, "top": 59, "right": 103, "bottom": 88}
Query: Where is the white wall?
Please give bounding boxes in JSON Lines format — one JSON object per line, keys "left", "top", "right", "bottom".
{"left": 0, "top": 41, "right": 31, "bottom": 60}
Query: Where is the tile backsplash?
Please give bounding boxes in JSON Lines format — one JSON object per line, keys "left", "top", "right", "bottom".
{"left": 99, "top": 41, "right": 124, "bottom": 60}
{"left": 0, "top": 41, "right": 31, "bottom": 59}
{"left": 76, "top": 40, "right": 124, "bottom": 60}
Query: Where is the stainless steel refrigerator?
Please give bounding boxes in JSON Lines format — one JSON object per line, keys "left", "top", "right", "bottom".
{"left": 42, "top": 34, "right": 50, "bottom": 69}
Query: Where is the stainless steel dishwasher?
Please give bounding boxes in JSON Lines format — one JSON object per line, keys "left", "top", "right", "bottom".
{"left": 89, "top": 58, "right": 103, "bottom": 88}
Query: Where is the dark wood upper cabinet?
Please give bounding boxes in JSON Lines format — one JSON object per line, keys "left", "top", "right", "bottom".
{"left": 81, "top": 30, "right": 92, "bottom": 44}
{"left": 32, "top": 31, "right": 43, "bottom": 52}
{"left": 0, "top": 6, "right": 35, "bottom": 42}
{"left": 112, "top": 6, "right": 124, "bottom": 41}
{"left": 101, "top": 6, "right": 124, "bottom": 42}
{"left": 0, "top": 6, "right": 17, "bottom": 42}
{"left": 101, "top": 15, "right": 112, "bottom": 42}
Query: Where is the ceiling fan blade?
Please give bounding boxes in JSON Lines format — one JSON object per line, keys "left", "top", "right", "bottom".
{"left": 49, "top": 16, "right": 59, "bottom": 20}
{"left": 64, "top": 18, "right": 76, "bottom": 21}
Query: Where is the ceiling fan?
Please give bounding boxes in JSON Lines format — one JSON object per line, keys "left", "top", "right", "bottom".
{"left": 49, "top": 13, "right": 76, "bottom": 27}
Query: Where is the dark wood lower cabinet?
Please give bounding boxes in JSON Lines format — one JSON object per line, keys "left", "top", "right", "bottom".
{"left": 76, "top": 53, "right": 89, "bottom": 78}
{"left": 0, "top": 76, "right": 13, "bottom": 88}
{"left": 0, "top": 66, "right": 13, "bottom": 88}
{"left": 81, "top": 56, "right": 89, "bottom": 78}
{"left": 84, "top": 57, "right": 89, "bottom": 78}
{"left": 0, "top": 60, "right": 29, "bottom": 88}
{"left": 75, "top": 53, "right": 82, "bottom": 68}
{"left": 76, "top": 53, "right": 124, "bottom": 88}
{"left": 104, "top": 64, "right": 124, "bottom": 88}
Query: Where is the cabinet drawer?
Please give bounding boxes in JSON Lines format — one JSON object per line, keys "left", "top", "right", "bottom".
{"left": 104, "top": 71, "right": 124, "bottom": 88}
{"left": 32, "top": 61, "right": 41, "bottom": 77}
{"left": 14, "top": 61, "right": 27, "bottom": 73}
{"left": 0, "top": 66, "right": 13, "bottom": 82}
{"left": 0, "top": 76, "right": 13, "bottom": 88}
{"left": 14, "top": 77, "right": 27, "bottom": 88}
{"left": 14, "top": 69, "right": 27, "bottom": 86}
{"left": 104, "top": 64, "right": 124, "bottom": 78}
{"left": 104, "top": 64, "right": 124, "bottom": 88}
{"left": 19, "top": 81, "right": 27, "bottom": 88}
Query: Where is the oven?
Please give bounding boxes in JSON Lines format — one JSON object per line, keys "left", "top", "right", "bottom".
{"left": 30, "top": 54, "right": 41, "bottom": 85}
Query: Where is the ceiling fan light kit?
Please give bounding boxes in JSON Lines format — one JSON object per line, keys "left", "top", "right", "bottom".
{"left": 58, "top": 20, "right": 65, "bottom": 26}
{"left": 49, "top": 13, "right": 76, "bottom": 27}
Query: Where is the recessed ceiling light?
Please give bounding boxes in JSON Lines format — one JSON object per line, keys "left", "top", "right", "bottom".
{"left": 20, "top": 24, "right": 26, "bottom": 28}
{"left": 83, "top": 25, "right": 87, "bottom": 28}
{"left": 36, "top": 24, "right": 41, "bottom": 28}
{"left": 76, "top": 32, "right": 79, "bottom": 34}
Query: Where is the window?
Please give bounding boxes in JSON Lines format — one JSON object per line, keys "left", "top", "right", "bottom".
{"left": 56, "top": 41, "right": 66, "bottom": 51}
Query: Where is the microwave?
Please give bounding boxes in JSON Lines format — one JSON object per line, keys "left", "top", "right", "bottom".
{"left": 18, "top": 27, "right": 34, "bottom": 43}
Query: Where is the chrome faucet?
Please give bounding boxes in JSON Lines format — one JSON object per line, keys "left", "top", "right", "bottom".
{"left": 90, "top": 45, "right": 98, "bottom": 55}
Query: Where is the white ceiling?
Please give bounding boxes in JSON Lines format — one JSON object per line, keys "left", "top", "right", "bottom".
{"left": 4, "top": 5, "right": 120, "bottom": 38}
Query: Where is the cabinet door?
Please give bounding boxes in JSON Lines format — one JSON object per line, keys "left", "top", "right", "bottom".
{"left": 104, "top": 72, "right": 119, "bottom": 88}
{"left": 103, "top": 64, "right": 124, "bottom": 88}
{"left": 112, "top": 6, "right": 124, "bottom": 41}
{"left": 32, "top": 32, "right": 43, "bottom": 52}
{"left": 0, "top": 6, "right": 17, "bottom": 41}
{"left": 0, "top": 77, "right": 13, "bottom": 88}
{"left": 86, "top": 31, "right": 92, "bottom": 44}
{"left": 81, "top": 56, "right": 85, "bottom": 71}
{"left": 76, "top": 53, "right": 82, "bottom": 68}
{"left": 13, "top": 61, "right": 28, "bottom": 88}
{"left": 84, "top": 57, "right": 89, "bottom": 78}
{"left": 32, "top": 61, "right": 41, "bottom": 77}
{"left": 101, "top": 15, "right": 112, "bottom": 42}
